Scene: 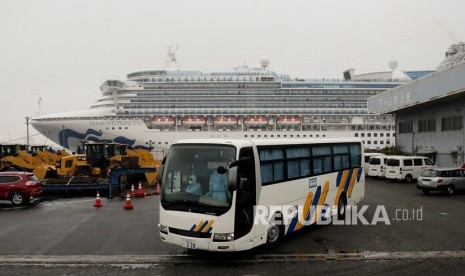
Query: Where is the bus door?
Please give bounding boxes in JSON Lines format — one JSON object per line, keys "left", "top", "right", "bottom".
{"left": 234, "top": 147, "right": 256, "bottom": 239}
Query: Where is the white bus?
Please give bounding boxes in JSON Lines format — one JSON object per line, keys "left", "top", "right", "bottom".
{"left": 157, "top": 138, "right": 365, "bottom": 251}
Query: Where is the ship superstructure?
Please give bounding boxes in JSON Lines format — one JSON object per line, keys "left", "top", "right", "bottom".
{"left": 32, "top": 47, "right": 412, "bottom": 153}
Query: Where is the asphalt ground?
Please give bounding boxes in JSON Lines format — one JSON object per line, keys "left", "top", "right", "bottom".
{"left": 0, "top": 177, "right": 464, "bottom": 275}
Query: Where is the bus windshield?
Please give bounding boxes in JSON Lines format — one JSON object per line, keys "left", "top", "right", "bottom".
{"left": 160, "top": 144, "right": 236, "bottom": 215}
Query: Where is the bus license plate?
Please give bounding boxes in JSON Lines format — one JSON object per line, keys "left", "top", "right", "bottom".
{"left": 181, "top": 239, "right": 196, "bottom": 249}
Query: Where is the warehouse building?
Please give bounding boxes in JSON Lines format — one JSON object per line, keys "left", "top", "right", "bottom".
{"left": 368, "top": 42, "right": 465, "bottom": 167}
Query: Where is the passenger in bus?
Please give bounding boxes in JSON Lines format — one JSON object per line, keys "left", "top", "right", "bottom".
{"left": 185, "top": 175, "right": 202, "bottom": 195}
{"left": 207, "top": 162, "right": 231, "bottom": 202}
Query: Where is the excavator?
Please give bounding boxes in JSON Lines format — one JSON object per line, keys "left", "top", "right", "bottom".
{"left": 0, "top": 144, "right": 56, "bottom": 179}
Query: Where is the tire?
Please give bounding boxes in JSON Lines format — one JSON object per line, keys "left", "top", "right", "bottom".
{"left": 422, "top": 189, "right": 430, "bottom": 195}
{"left": 266, "top": 213, "right": 283, "bottom": 246}
{"left": 73, "top": 168, "right": 91, "bottom": 177}
{"left": 446, "top": 185, "right": 455, "bottom": 196}
{"left": 337, "top": 195, "right": 347, "bottom": 221}
{"left": 405, "top": 174, "right": 413, "bottom": 183}
{"left": 11, "top": 192, "right": 26, "bottom": 206}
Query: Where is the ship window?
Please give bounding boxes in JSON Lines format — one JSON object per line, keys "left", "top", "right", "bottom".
{"left": 277, "top": 135, "right": 280, "bottom": 137}
{"left": 355, "top": 133, "right": 359, "bottom": 137}
{"left": 251, "top": 135, "right": 255, "bottom": 138}
{"left": 112, "top": 127, "right": 115, "bottom": 130}
{"left": 284, "top": 135, "right": 287, "bottom": 138}
{"left": 271, "top": 135, "right": 274, "bottom": 137}
{"left": 245, "top": 135, "right": 248, "bottom": 138}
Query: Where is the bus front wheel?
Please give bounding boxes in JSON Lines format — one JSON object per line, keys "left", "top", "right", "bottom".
{"left": 266, "top": 213, "right": 283, "bottom": 246}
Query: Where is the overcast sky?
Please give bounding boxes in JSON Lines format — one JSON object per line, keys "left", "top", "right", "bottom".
{"left": 1, "top": 0, "right": 464, "bottom": 146}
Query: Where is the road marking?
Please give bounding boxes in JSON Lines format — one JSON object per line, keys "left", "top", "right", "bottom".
{"left": 1, "top": 251, "right": 465, "bottom": 264}
{"left": 39, "top": 199, "right": 94, "bottom": 206}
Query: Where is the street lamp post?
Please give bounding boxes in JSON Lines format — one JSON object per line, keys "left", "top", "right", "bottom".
{"left": 25, "top": 116, "right": 30, "bottom": 152}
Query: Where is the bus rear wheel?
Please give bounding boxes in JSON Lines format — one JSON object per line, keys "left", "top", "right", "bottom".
{"left": 337, "top": 195, "right": 347, "bottom": 221}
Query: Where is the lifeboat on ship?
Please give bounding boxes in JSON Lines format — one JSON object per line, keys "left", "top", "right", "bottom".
{"left": 151, "top": 116, "right": 175, "bottom": 126}
{"left": 214, "top": 116, "right": 238, "bottom": 126}
{"left": 244, "top": 116, "right": 268, "bottom": 126}
{"left": 277, "top": 116, "right": 301, "bottom": 126}
{"left": 182, "top": 116, "right": 206, "bottom": 126}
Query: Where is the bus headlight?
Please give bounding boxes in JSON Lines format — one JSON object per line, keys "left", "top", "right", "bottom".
{"left": 158, "top": 224, "right": 168, "bottom": 234}
{"left": 213, "top": 232, "right": 234, "bottom": 242}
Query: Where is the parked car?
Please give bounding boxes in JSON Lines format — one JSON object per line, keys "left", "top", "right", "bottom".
{"left": 385, "top": 156, "right": 435, "bottom": 183}
{"left": 417, "top": 168, "right": 465, "bottom": 195}
{"left": 0, "top": 172, "right": 42, "bottom": 206}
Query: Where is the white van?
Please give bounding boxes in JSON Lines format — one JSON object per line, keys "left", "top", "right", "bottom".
{"left": 367, "top": 155, "right": 389, "bottom": 178}
{"left": 385, "top": 156, "right": 435, "bottom": 183}
{"left": 364, "top": 153, "right": 385, "bottom": 175}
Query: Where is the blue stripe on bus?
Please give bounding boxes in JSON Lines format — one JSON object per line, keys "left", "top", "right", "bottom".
{"left": 197, "top": 221, "right": 209, "bottom": 232}
{"left": 305, "top": 186, "right": 322, "bottom": 223}
{"left": 287, "top": 213, "right": 299, "bottom": 235}
{"left": 343, "top": 169, "right": 354, "bottom": 193}
{"left": 336, "top": 171, "right": 343, "bottom": 187}
{"left": 357, "top": 167, "right": 363, "bottom": 182}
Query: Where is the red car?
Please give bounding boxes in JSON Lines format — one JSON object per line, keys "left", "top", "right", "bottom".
{"left": 0, "top": 172, "right": 42, "bottom": 206}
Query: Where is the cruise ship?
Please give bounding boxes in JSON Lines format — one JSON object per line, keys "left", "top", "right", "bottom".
{"left": 31, "top": 47, "right": 414, "bottom": 154}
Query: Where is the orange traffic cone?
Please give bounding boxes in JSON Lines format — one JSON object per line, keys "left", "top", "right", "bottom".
{"left": 135, "top": 182, "right": 145, "bottom": 198}
{"left": 155, "top": 181, "right": 161, "bottom": 195}
{"left": 124, "top": 192, "right": 133, "bottom": 210}
{"left": 130, "top": 184, "right": 135, "bottom": 196}
{"left": 94, "top": 191, "right": 103, "bottom": 208}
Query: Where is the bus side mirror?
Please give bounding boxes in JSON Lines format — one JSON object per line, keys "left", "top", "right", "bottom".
{"left": 228, "top": 166, "right": 238, "bottom": 191}
{"left": 156, "top": 164, "right": 164, "bottom": 184}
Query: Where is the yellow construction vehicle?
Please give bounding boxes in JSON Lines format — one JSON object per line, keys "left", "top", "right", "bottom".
{"left": 0, "top": 144, "right": 56, "bottom": 179}
{"left": 111, "top": 147, "right": 161, "bottom": 185}
{"left": 30, "top": 145, "right": 70, "bottom": 166}
{"left": 55, "top": 142, "right": 121, "bottom": 178}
